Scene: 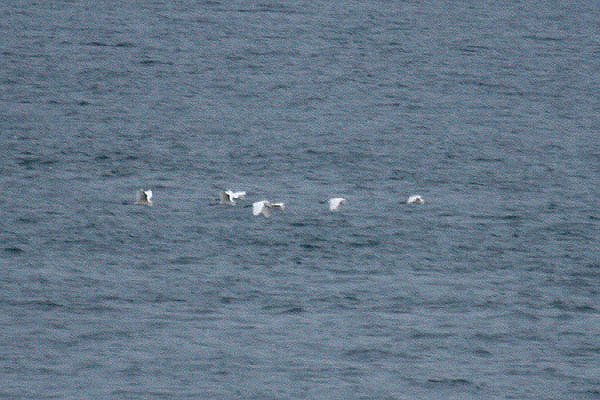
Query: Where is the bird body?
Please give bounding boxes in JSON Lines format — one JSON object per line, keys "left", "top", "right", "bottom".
{"left": 407, "top": 195, "right": 424, "bottom": 204}
{"left": 328, "top": 197, "right": 347, "bottom": 211}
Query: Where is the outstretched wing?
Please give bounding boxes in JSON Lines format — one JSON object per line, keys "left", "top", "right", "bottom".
{"left": 220, "top": 191, "right": 230, "bottom": 204}
{"left": 253, "top": 201, "right": 265, "bottom": 216}
{"left": 144, "top": 190, "right": 152, "bottom": 201}
{"left": 270, "top": 202, "right": 285, "bottom": 210}
{"left": 136, "top": 189, "right": 145, "bottom": 203}
{"left": 262, "top": 207, "right": 271, "bottom": 218}
{"left": 231, "top": 191, "right": 246, "bottom": 199}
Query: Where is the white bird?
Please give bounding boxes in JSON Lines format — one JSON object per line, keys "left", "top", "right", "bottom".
{"left": 406, "top": 195, "right": 424, "bottom": 204}
{"left": 328, "top": 197, "right": 347, "bottom": 211}
{"left": 219, "top": 190, "right": 246, "bottom": 205}
{"left": 252, "top": 200, "right": 285, "bottom": 217}
{"left": 135, "top": 189, "right": 153, "bottom": 206}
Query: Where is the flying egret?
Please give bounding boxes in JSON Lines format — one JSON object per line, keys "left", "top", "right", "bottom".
{"left": 252, "top": 200, "right": 285, "bottom": 217}
{"left": 219, "top": 190, "right": 246, "bottom": 205}
{"left": 135, "top": 189, "right": 153, "bottom": 206}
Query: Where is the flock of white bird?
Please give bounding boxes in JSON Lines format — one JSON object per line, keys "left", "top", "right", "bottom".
{"left": 135, "top": 189, "right": 424, "bottom": 216}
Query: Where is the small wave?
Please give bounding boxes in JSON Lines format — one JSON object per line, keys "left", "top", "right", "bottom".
{"left": 81, "top": 41, "right": 135, "bottom": 48}
{"left": 17, "top": 216, "right": 38, "bottom": 224}
{"left": 344, "top": 348, "right": 393, "bottom": 362}
{"left": 83, "top": 41, "right": 109, "bottom": 47}
{"left": 550, "top": 300, "right": 596, "bottom": 313}
{"left": 500, "top": 310, "right": 539, "bottom": 321}
{"left": 426, "top": 378, "right": 472, "bottom": 387}
{"left": 473, "top": 348, "right": 493, "bottom": 357}
{"left": 3, "top": 247, "right": 24, "bottom": 254}
{"left": 471, "top": 214, "right": 522, "bottom": 221}
{"left": 169, "top": 256, "right": 201, "bottom": 265}
{"left": 349, "top": 238, "right": 381, "bottom": 247}
{"left": 458, "top": 44, "right": 490, "bottom": 54}
{"left": 94, "top": 154, "right": 110, "bottom": 161}
{"left": 19, "top": 299, "right": 63, "bottom": 309}
{"left": 280, "top": 306, "right": 304, "bottom": 314}
{"left": 140, "top": 59, "right": 174, "bottom": 66}
{"left": 411, "top": 330, "right": 452, "bottom": 339}
{"left": 290, "top": 221, "right": 306, "bottom": 227}
{"left": 473, "top": 157, "right": 504, "bottom": 162}
{"left": 459, "top": 79, "right": 513, "bottom": 90}
{"left": 261, "top": 303, "right": 304, "bottom": 314}
{"left": 159, "top": 293, "right": 187, "bottom": 303}
{"left": 77, "top": 329, "right": 132, "bottom": 341}
{"left": 522, "top": 34, "right": 565, "bottom": 42}
{"left": 472, "top": 332, "right": 511, "bottom": 343}
{"left": 17, "top": 157, "right": 59, "bottom": 168}
{"left": 220, "top": 296, "right": 236, "bottom": 305}
{"left": 300, "top": 243, "right": 322, "bottom": 250}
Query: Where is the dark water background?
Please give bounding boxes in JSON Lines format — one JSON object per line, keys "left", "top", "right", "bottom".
{"left": 1, "top": 1, "right": 599, "bottom": 399}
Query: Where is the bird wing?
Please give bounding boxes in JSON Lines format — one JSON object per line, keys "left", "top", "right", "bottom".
{"left": 270, "top": 202, "right": 285, "bottom": 210}
{"left": 136, "top": 189, "right": 145, "bottom": 203}
{"left": 329, "top": 198, "right": 338, "bottom": 210}
{"left": 253, "top": 201, "right": 266, "bottom": 216}
{"left": 231, "top": 191, "right": 246, "bottom": 199}
{"left": 145, "top": 190, "right": 152, "bottom": 201}
{"left": 329, "top": 198, "right": 345, "bottom": 210}
{"left": 220, "top": 191, "right": 234, "bottom": 204}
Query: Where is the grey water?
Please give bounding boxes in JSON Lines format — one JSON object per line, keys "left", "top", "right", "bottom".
{"left": 1, "top": 1, "right": 599, "bottom": 399}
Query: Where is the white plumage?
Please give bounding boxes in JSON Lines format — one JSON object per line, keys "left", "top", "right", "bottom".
{"left": 252, "top": 200, "right": 285, "bottom": 217}
{"left": 219, "top": 190, "right": 247, "bottom": 205}
{"left": 406, "top": 195, "right": 424, "bottom": 204}
{"left": 252, "top": 200, "right": 271, "bottom": 217}
{"left": 328, "top": 197, "right": 347, "bottom": 211}
{"left": 135, "top": 189, "right": 153, "bottom": 206}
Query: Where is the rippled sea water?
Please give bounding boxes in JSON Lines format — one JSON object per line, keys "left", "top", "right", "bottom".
{"left": 1, "top": 1, "right": 599, "bottom": 399}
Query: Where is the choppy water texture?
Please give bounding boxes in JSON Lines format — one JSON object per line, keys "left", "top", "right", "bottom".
{"left": 1, "top": 1, "right": 600, "bottom": 399}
